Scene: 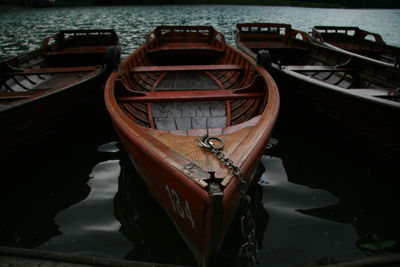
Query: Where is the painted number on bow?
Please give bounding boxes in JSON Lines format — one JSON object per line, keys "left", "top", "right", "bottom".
{"left": 165, "top": 185, "right": 195, "bottom": 229}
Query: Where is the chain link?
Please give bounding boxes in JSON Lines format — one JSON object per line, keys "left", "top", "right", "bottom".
{"left": 199, "top": 135, "right": 259, "bottom": 266}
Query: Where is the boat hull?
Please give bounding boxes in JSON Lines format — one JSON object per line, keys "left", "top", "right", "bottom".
{"left": 111, "top": 111, "right": 272, "bottom": 265}
{"left": 106, "top": 68, "right": 277, "bottom": 264}
{"left": 235, "top": 23, "right": 400, "bottom": 166}
{"left": 105, "top": 25, "right": 279, "bottom": 266}
{"left": 273, "top": 68, "right": 400, "bottom": 165}
{"left": 1, "top": 29, "right": 120, "bottom": 167}
{"left": 0, "top": 71, "right": 104, "bottom": 167}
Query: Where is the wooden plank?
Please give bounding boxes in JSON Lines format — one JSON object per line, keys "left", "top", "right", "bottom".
{"left": 181, "top": 102, "right": 196, "bottom": 117}
{"left": 284, "top": 65, "right": 356, "bottom": 72}
{"left": 154, "top": 117, "right": 176, "bottom": 130}
{"left": 209, "top": 101, "right": 226, "bottom": 116}
{"left": 152, "top": 103, "right": 169, "bottom": 117}
{"left": 207, "top": 116, "right": 227, "bottom": 128}
{"left": 130, "top": 64, "right": 243, "bottom": 73}
{"left": 348, "top": 88, "right": 400, "bottom": 96}
{"left": 0, "top": 90, "right": 48, "bottom": 100}
{"left": 45, "top": 46, "right": 110, "bottom": 55}
{"left": 195, "top": 101, "right": 210, "bottom": 116}
{"left": 222, "top": 115, "right": 260, "bottom": 134}
{"left": 175, "top": 117, "right": 192, "bottom": 130}
{"left": 192, "top": 117, "right": 207, "bottom": 129}
{"left": 147, "top": 42, "right": 224, "bottom": 53}
{"left": 118, "top": 89, "right": 263, "bottom": 103}
{"left": 4, "top": 66, "right": 99, "bottom": 76}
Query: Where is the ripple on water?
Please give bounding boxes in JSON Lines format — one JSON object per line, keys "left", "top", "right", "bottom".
{"left": 1, "top": 6, "right": 399, "bottom": 59}
{"left": 97, "top": 141, "right": 120, "bottom": 153}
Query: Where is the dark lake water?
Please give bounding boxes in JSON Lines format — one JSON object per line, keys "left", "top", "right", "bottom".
{"left": 1, "top": 5, "right": 399, "bottom": 267}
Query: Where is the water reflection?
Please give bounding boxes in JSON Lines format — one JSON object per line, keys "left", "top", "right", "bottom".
{"left": 38, "top": 154, "right": 132, "bottom": 259}
{"left": 1, "top": 102, "right": 398, "bottom": 265}
{"left": 266, "top": 106, "right": 400, "bottom": 264}
{"left": 0, "top": 119, "right": 95, "bottom": 250}
{"left": 0, "top": 103, "right": 125, "bottom": 256}
{"left": 259, "top": 155, "right": 363, "bottom": 266}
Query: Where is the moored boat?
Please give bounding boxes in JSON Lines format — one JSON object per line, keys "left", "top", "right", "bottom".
{"left": 0, "top": 29, "right": 121, "bottom": 167}
{"left": 235, "top": 23, "right": 400, "bottom": 165}
{"left": 104, "top": 25, "right": 279, "bottom": 266}
{"left": 311, "top": 26, "right": 400, "bottom": 67}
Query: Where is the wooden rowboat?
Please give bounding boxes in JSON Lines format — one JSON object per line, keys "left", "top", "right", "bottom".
{"left": 311, "top": 26, "right": 400, "bottom": 67}
{"left": 235, "top": 23, "right": 400, "bottom": 165}
{"left": 0, "top": 29, "right": 120, "bottom": 167}
{"left": 104, "top": 25, "right": 279, "bottom": 266}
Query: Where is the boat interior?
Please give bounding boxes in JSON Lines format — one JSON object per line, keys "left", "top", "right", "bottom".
{"left": 236, "top": 23, "right": 400, "bottom": 102}
{"left": 115, "top": 26, "right": 269, "bottom": 136}
{"left": 0, "top": 30, "right": 117, "bottom": 107}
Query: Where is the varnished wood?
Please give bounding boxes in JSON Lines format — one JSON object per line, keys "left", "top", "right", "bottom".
{"left": 236, "top": 22, "right": 400, "bottom": 165}
{"left": 147, "top": 43, "right": 224, "bottom": 53}
{"left": 104, "top": 25, "right": 279, "bottom": 267}
{"left": 118, "top": 89, "right": 263, "bottom": 103}
{"left": 130, "top": 64, "right": 243, "bottom": 73}
{"left": 1, "top": 29, "right": 121, "bottom": 167}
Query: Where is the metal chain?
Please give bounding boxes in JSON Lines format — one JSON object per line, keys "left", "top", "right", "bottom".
{"left": 199, "top": 135, "right": 259, "bottom": 266}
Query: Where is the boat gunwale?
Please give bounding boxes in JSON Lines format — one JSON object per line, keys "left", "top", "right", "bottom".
{"left": 278, "top": 65, "right": 400, "bottom": 109}
{"left": 236, "top": 22, "right": 398, "bottom": 67}
{"left": 235, "top": 23, "right": 400, "bottom": 109}
{"left": 310, "top": 26, "right": 400, "bottom": 67}
{"left": 0, "top": 69, "right": 103, "bottom": 113}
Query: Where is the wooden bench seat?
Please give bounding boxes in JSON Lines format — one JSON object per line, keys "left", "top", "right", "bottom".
{"left": 45, "top": 46, "right": 110, "bottom": 56}
{"left": 3, "top": 66, "right": 99, "bottom": 76}
{"left": 118, "top": 89, "right": 263, "bottom": 103}
{"left": 240, "top": 33, "right": 282, "bottom": 39}
{"left": 283, "top": 65, "right": 356, "bottom": 72}
{"left": 130, "top": 64, "right": 243, "bottom": 73}
{"left": 147, "top": 42, "right": 224, "bottom": 53}
{"left": 160, "top": 115, "right": 261, "bottom": 136}
{"left": 241, "top": 40, "right": 306, "bottom": 50}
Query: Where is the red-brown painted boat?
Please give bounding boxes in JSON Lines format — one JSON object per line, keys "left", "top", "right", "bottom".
{"left": 311, "top": 26, "right": 400, "bottom": 67}
{"left": 104, "top": 25, "right": 279, "bottom": 266}
{"left": 235, "top": 23, "right": 400, "bottom": 165}
{"left": 0, "top": 29, "right": 120, "bottom": 167}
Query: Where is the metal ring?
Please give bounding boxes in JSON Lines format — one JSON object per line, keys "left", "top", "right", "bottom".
{"left": 205, "top": 137, "right": 224, "bottom": 150}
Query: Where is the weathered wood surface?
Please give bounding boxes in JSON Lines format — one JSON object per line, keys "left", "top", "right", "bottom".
{"left": 0, "top": 246, "right": 191, "bottom": 267}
